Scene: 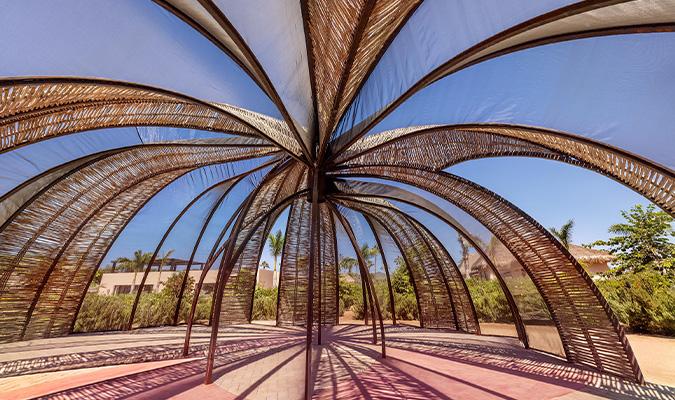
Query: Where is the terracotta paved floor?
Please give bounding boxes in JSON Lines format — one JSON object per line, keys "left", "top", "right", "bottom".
{"left": 0, "top": 324, "right": 672, "bottom": 400}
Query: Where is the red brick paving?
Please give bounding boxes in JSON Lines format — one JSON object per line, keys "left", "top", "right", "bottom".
{"left": 0, "top": 324, "right": 671, "bottom": 400}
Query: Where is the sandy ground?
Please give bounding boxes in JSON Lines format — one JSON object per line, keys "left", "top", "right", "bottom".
{"left": 338, "top": 314, "right": 675, "bottom": 387}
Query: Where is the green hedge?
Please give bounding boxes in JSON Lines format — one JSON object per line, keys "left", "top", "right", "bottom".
{"left": 75, "top": 270, "right": 674, "bottom": 336}
{"left": 595, "top": 270, "right": 675, "bottom": 335}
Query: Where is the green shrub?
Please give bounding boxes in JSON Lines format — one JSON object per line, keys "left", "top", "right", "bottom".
{"left": 596, "top": 269, "right": 675, "bottom": 335}
{"left": 73, "top": 293, "right": 133, "bottom": 333}
{"left": 394, "top": 293, "right": 418, "bottom": 320}
{"left": 466, "top": 278, "right": 511, "bottom": 323}
{"left": 252, "top": 287, "right": 277, "bottom": 320}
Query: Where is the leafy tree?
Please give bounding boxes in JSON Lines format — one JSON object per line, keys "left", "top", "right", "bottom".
{"left": 391, "top": 256, "right": 414, "bottom": 296}
{"left": 267, "top": 230, "right": 285, "bottom": 272}
{"left": 260, "top": 260, "right": 270, "bottom": 270}
{"left": 161, "top": 271, "right": 194, "bottom": 299}
{"left": 550, "top": 219, "right": 575, "bottom": 249}
{"left": 590, "top": 204, "right": 674, "bottom": 274}
{"left": 156, "top": 249, "right": 174, "bottom": 284}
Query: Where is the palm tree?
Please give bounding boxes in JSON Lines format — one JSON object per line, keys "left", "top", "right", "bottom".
{"left": 117, "top": 250, "right": 152, "bottom": 290}
{"left": 550, "top": 219, "right": 575, "bottom": 249}
{"left": 260, "top": 260, "right": 270, "bottom": 270}
{"left": 339, "top": 256, "right": 357, "bottom": 276}
{"left": 157, "top": 249, "right": 174, "bottom": 288}
{"left": 267, "top": 230, "right": 284, "bottom": 273}
{"left": 457, "top": 236, "right": 470, "bottom": 276}
{"left": 360, "top": 243, "right": 378, "bottom": 273}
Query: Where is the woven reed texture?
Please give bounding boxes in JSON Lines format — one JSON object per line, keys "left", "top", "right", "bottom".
{"left": 213, "top": 103, "right": 304, "bottom": 156}
{"left": 340, "top": 165, "right": 641, "bottom": 382}
{"left": 306, "top": 0, "right": 419, "bottom": 140}
{"left": 24, "top": 171, "right": 187, "bottom": 339}
{"left": 0, "top": 80, "right": 261, "bottom": 152}
{"left": 337, "top": 197, "right": 479, "bottom": 332}
{"left": 277, "top": 199, "right": 312, "bottom": 326}
{"left": 339, "top": 126, "right": 674, "bottom": 215}
{"left": 0, "top": 145, "right": 273, "bottom": 343}
{"left": 336, "top": 198, "right": 457, "bottom": 330}
{"left": 317, "top": 203, "right": 338, "bottom": 325}
{"left": 219, "top": 162, "right": 307, "bottom": 325}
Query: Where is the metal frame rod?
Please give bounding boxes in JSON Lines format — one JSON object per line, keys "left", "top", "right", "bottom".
{"left": 330, "top": 202, "right": 385, "bottom": 357}
{"left": 363, "top": 216, "right": 396, "bottom": 325}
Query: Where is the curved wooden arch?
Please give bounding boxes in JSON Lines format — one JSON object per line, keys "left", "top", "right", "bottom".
{"left": 336, "top": 164, "right": 643, "bottom": 382}
{"left": 155, "top": 0, "right": 313, "bottom": 159}
{"left": 331, "top": 179, "right": 529, "bottom": 347}
{"left": 328, "top": 3, "right": 675, "bottom": 154}
{"left": 333, "top": 196, "right": 479, "bottom": 334}
{"left": 126, "top": 159, "right": 280, "bottom": 329}
{"left": 333, "top": 124, "right": 674, "bottom": 216}
{"left": 0, "top": 145, "right": 275, "bottom": 343}
{"left": 0, "top": 77, "right": 305, "bottom": 159}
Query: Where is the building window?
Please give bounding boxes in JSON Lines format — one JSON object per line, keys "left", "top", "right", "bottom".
{"left": 113, "top": 285, "right": 131, "bottom": 295}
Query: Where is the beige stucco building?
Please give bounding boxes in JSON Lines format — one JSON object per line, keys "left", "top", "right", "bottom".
{"left": 98, "top": 267, "right": 277, "bottom": 295}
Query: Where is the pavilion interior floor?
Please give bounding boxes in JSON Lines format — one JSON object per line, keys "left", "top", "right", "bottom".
{"left": 0, "top": 323, "right": 672, "bottom": 400}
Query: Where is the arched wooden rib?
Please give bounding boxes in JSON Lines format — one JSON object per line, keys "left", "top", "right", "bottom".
{"left": 329, "top": 2, "right": 675, "bottom": 155}
{"left": 0, "top": 78, "right": 304, "bottom": 159}
{"left": 221, "top": 164, "right": 307, "bottom": 325}
{"left": 32, "top": 170, "right": 191, "bottom": 339}
{"left": 127, "top": 158, "right": 281, "bottom": 329}
{"left": 334, "top": 197, "right": 479, "bottom": 333}
{"left": 182, "top": 200, "right": 249, "bottom": 355}
{"left": 332, "top": 197, "right": 432, "bottom": 328}
{"left": 171, "top": 181, "right": 236, "bottom": 326}
{"left": 0, "top": 145, "right": 275, "bottom": 343}
{"left": 0, "top": 136, "right": 271, "bottom": 223}
{"left": 329, "top": 201, "right": 385, "bottom": 357}
{"left": 156, "top": 0, "right": 312, "bottom": 160}
{"left": 204, "top": 185, "right": 309, "bottom": 384}
{"left": 304, "top": 0, "right": 421, "bottom": 149}
{"left": 334, "top": 125, "right": 675, "bottom": 216}
{"left": 337, "top": 165, "right": 643, "bottom": 383}
{"left": 333, "top": 179, "right": 528, "bottom": 346}
{"left": 351, "top": 204, "right": 423, "bottom": 327}
{"left": 219, "top": 161, "right": 307, "bottom": 324}
{"left": 23, "top": 152, "right": 277, "bottom": 341}
{"left": 363, "top": 216, "right": 396, "bottom": 325}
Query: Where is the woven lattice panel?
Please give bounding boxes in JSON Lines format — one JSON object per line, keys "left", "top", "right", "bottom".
{"left": 0, "top": 80, "right": 261, "bottom": 152}
{"left": 338, "top": 127, "right": 568, "bottom": 169}
{"left": 0, "top": 145, "right": 273, "bottom": 343}
{"left": 219, "top": 163, "right": 307, "bottom": 325}
{"left": 406, "top": 216, "right": 479, "bottom": 333}
{"left": 467, "top": 126, "right": 675, "bottom": 216}
{"left": 307, "top": 0, "right": 419, "bottom": 139}
{"left": 317, "top": 203, "right": 338, "bottom": 325}
{"left": 277, "top": 199, "right": 312, "bottom": 326}
{"left": 213, "top": 103, "right": 303, "bottom": 156}
{"left": 24, "top": 171, "right": 188, "bottom": 339}
{"left": 337, "top": 199, "right": 456, "bottom": 329}
{"left": 329, "top": 0, "right": 419, "bottom": 136}
{"left": 340, "top": 165, "right": 640, "bottom": 381}
{"left": 340, "top": 126, "right": 674, "bottom": 215}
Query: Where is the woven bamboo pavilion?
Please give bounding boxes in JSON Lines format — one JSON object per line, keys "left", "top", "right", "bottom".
{"left": 1, "top": 1, "right": 674, "bottom": 397}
